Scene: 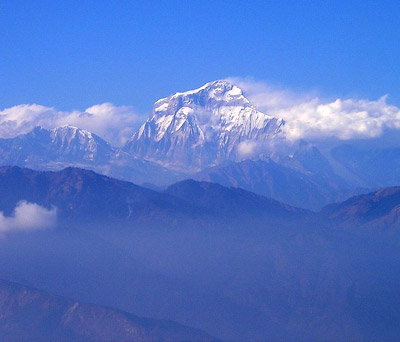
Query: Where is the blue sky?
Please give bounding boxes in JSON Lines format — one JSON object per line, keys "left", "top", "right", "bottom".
{"left": 1, "top": 0, "right": 399, "bottom": 113}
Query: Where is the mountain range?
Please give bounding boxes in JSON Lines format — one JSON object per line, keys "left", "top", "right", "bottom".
{"left": 1, "top": 80, "right": 400, "bottom": 341}
{"left": 0, "top": 166, "right": 310, "bottom": 229}
{"left": 1, "top": 165, "right": 399, "bottom": 230}
{"left": 1, "top": 79, "right": 392, "bottom": 210}
{"left": 0, "top": 125, "right": 184, "bottom": 186}
{"left": 1, "top": 167, "right": 400, "bottom": 341}
{"left": 194, "top": 158, "right": 364, "bottom": 210}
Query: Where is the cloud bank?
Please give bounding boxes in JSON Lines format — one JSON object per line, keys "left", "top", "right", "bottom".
{"left": 0, "top": 201, "right": 57, "bottom": 234}
{"left": 228, "top": 77, "right": 400, "bottom": 142}
{"left": 0, "top": 103, "right": 139, "bottom": 146}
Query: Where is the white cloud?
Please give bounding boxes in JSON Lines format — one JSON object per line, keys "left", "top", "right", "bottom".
{"left": 227, "top": 77, "right": 400, "bottom": 142}
{"left": 0, "top": 103, "right": 139, "bottom": 146}
{"left": 237, "top": 140, "right": 257, "bottom": 158}
{"left": 280, "top": 96, "right": 400, "bottom": 141}
{"left": 0, "top": 201, "right": 57, "bottom": 234}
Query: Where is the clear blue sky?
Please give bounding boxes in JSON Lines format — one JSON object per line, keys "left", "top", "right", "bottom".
{"left": 1, "top": 0, "right": 399, "bottom": 113}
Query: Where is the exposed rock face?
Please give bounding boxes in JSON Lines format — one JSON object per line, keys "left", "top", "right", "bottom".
{"left": 124, "top": 80, "right": 283, "bottom": 170}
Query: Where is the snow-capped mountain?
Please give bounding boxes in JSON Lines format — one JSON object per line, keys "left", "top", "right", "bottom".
{"left": 0, "top": 125, "right": 184, "bottom": 185}
{"left": 0, "top": 125, "right": 114, "bottom": 166}
{"left": 0, "top": 81, "right": 377, "bottom": 208}
{"left": 124, "top": 80, "right": 284, "bottom": 170}
{"left": 49, "top": 125, "right": 114, "bottom": 162}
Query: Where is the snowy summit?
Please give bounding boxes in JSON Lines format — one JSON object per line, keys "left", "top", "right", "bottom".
{"left": 124, "top": 80, "right": 284, "bottom": 169}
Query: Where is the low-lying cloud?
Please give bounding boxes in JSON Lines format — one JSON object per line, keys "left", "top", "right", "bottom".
{"left": 0, "top": 103, "right": 139, "bottom": 146}
{"left": 0, "top": 201, "right": 57, "bottom": 233}
{"left": 228, "top": 77, "right": 400, "bottom": 142}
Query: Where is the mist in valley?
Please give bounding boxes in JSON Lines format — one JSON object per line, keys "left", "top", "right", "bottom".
{"left": 0, "top": 213, "right": 399, "bottom": 341}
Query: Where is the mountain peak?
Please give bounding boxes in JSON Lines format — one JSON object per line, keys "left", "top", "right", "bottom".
{"left": 168, "top": 79, "right": 244, "bottom": 102}
{"left": 153, "top": 79, "right": 250, "bottom": 114}
{"left": 52, "top": 124, "right": 94, "bottom": 139}
{"left": 125, "top": 80, "right": 283, "bottom": 170}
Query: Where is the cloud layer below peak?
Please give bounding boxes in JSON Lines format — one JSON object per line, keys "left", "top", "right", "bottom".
{"left": 228, "top": 77, "right": 400, "bottom": 142}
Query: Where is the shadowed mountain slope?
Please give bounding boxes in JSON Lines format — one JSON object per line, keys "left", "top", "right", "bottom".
{"left": 331, "top": 144, "right": 400, "bottom": 187}
{"left": 0, "top": 166, "right": 192, "bottom": 226}
{"left": 194, "top": 159, "right": 361, "bottom": 210}
{"left": 0, "top": 166, "right": 312, "bottom": 229}
{"left": 321, "top": 186, "right": 400, "bottom": 228}
{"left": 0, "top": 278, "right": 215, "bottom": 342}
{"left": 164, "top": 178, "right": 309, "bottom": 219}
